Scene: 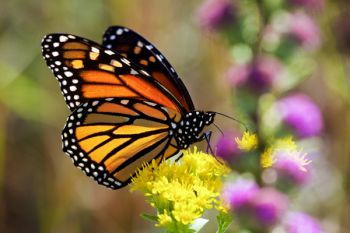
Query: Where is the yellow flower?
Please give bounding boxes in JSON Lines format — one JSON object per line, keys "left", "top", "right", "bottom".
{"left": 156, "top": 210, "right": 173, "bottom": 227}
{"left": 260, "top": 137, "right": 311, "bottom": 172}
{"left": 172, "top": 202, "right": 202, "bottom": 225}
{"left": 131, "top": 147, "right": 230, "bottom": 228}
{"left": 261, "top": 147, "right": 274, "bottom": 168}
{"left": 235, "top": 131, "right": 258, "bottom": 151}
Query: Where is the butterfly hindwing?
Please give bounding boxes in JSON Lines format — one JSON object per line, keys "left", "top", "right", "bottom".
{"left": 62, "top": 98, "right": 182, "bottom": 189}
{"left": 103, "top": 26, "right": 195, "bottom": 112}
{"left": 41, "top": 33, "right": 184, "bottom": 113}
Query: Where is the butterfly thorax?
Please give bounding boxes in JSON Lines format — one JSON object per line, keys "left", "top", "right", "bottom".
{"left": 171, "top": 111, "right": 215, "bottom": 149}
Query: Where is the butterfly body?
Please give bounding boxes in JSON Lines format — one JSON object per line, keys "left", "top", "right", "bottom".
{"left": 172, "top": 111, "right": 215, "bottom": 149}
{"left": 42, "top": 26, "right": 215, "bottom": 189}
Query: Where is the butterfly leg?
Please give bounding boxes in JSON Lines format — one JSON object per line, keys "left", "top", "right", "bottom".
{"left": 204, "top": 131, "right": 214, "bottom": 155}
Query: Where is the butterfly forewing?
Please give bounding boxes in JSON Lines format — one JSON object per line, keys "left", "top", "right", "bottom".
{"left": 41, "top": 33, "right": 184, "bottom": 113}
{"left": 62, "top": 98, "right": 181, "bottom": 189}
{"left": 103, "top": 26, "right": 195, "bottom": 112}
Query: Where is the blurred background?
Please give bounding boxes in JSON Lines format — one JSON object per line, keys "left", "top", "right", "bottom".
{"left": 0, "top": 0, "right": 349, "bottom": 232}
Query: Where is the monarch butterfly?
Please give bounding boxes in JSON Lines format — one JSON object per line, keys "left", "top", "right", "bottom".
{"left": 41, "top": 26, "right": 216, "bottom": 189}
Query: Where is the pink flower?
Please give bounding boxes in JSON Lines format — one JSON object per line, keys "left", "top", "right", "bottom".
{"left": 249, "top": 188, "right": 289, "bottom": 227}
{"left": 277, "top": 93, "right": 323, "bottom": 138}
{"left": 222, "top": 181, "right": 289, "bottom": 230}
{"left": 288, "top": 12, "right": 321, "bottom": 51}
{"left": 222, "top": 178, "right": 259, "bottom": 209}
{"left": 215, "top": 131, "right": 242, "bottom": 162}
{"left": 248, "top": 56, "right": 282, "bottom": 91}
{"left": 196, "top": 0, "right": 236, "bottom": 31}
{"left": 226, "top": 64, "right": 249, "bottom": 87}
{"left": 226, "top": 56, "right": 282, "bottom": 91}
{"left": 273, "top": 150, "right": 311, "bottom": 186}
{"left": 284, "top": 212, "right": 324, "bottom": 233}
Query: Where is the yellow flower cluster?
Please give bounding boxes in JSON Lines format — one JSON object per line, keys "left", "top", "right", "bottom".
{"left": 260, "top": 137, "right": 311, "bottom": 171}
{"left": 235, "top": 131, "right": 258, "bottom": 151}
{"left": 131, "top": 147, "right": 230, "bottom": 228}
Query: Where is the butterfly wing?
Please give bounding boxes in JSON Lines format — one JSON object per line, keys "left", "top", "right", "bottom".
{"left": 62, "top": 98, "right": 182, "bottom": 189}
{"left": 41, "top": 34, "right": 186, "bottom": 113}
{"left": 102, "top": 26, "right": 195, "bottom": 112}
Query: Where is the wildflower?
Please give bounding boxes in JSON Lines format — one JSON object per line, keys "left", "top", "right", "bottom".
{"left": 222, "top": 180, "right": 289, "bottom": 230}
{"left": 156, "top": 210, "right": 172, "bottom": 227}
{"left": 247, "top": 56, "right": 283, "bottom": 92}
{"left": 226, "top": 56, "right": 283, "bottom": 91}
{"left": 226, "top": 63, "right": 250, "bottom": 88}
{"left": 284, "top": 212, "right": 324, "bottom": 233}
{"left": 277, "top": 93, "right": 323, "bottom": 138}
{"left": 215, "top": 131, "right": 242, "bottom": 161}
{"left": 249, "top": 188, "right": 289, "bottom": 227}
{"left": 196, "top": 0, "right": 236, "bottom": 31}
{"left": 261, "top": 137, "right": 311, "bottom": 187}
{"left": 288, "top": 12, "right": 321, "bottom": 51}
{"left": 235, "top": 131, "right": 258, "bottom": 151}
{"left": 131, "top": 147, "right": 230, "bottom": 230}
{"left": 221, "top": 178, "right": 259, "bottom": 209}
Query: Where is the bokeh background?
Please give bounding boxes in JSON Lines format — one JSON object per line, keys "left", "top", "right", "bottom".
{"left": 0, "top": 0, "right": 349, "bottom": 232}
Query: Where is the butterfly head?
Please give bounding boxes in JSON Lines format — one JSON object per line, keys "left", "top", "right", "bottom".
{"left": 173, "top": 111, "right": 216, "bottom": 149}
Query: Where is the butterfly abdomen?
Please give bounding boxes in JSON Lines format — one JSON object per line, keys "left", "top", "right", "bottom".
{"left": 172, "top": 111, "right": 215, "bottom": 149}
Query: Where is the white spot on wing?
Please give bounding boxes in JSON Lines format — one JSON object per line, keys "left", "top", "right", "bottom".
{"left": 120, "top": 99, "right": 129, "bottom": 105}
{"left": 116, "top": 29, "right": 123, "bottom": 35}
{"left": 105, "top": 50, "right": 114, "bottom": 55}
{"left": 120, "top": 57, "right": 131, "bottom": 66}
{"left": 64, "top": 71, "right": 73, "bottom": 77}
{"left": 59, "top": 35, "right": 68, "bottom": 42}
{"left": 69, "top": 86, "right": 77, "bottom": 91}
{"left": 91, "top": 47, "right": 99, "bottom": 53}
{"left": 130, "top": 69, "right": 139, "bottom": 75}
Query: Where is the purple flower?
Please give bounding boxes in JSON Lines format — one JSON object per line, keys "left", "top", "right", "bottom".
{"left": 196, "top": 0, "right": 236, "bottom": 31}
{"left": 249, "top": 188, "right": 289, "bottom": 227}
{"left": 273, "top": 150, "right": 311, "bottom": 186}
{"left": 288, "top": 12, "right": 321, "bottom": 51}
{"left": 222, "top": 181, "right": 288, "bottom": 229}
{"left": 226, "top": 56, "right": 282, "bottom": 91}
{"left": 216, "top": 131, "right": 242, "bottom": 161}
{"left": 222, "top": 178, "right": 259, "bottom": 209}
{"left": 248, "top": 56, "right": 282, "bottom": 91}
{"left": 226, "top": 64, "right": 249, "bottom": 88}
{"left": 284, "top": 212, "right": 324, "bottom": 233}
{"left": 288, "top": 0, "right": 324, "bottom": 11}
{"left": 277, "top": 93, "right": 323, "bottom": 138}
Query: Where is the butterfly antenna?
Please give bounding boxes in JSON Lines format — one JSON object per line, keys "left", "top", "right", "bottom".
{"left": 214, "top": 112, "right": 249, "bottom": 131}
{"left": 213, "top": 122, "right": 224, "bottom": 136}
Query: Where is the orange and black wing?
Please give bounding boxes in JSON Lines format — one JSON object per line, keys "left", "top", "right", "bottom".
{"left": 103, "top": 26, "right": 195, "bottom": 112}
{"left": 62, "top": 98, "right": 182, "bottom": 189}
{"left": 41, "top": 34, "right": 186, "bottom": 113}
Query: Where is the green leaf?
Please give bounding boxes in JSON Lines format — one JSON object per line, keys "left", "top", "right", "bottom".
{"left": 217, "top": 212, "right": 233, "bottom": 233}
{"left": 141, "top": 213, "right": 158, "bottom": 222}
